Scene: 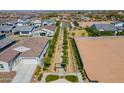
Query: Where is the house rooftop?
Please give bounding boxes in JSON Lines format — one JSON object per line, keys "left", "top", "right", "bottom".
{"left": 43, "top": 19, "right": 56, "bottom": 23}
{"left": 13, "top": 26, "right": 34, "bottom": 32}
{"left": 93, "top": 24, "right": 117, "bottom": 31}
{"left": 0, "top": 37, "right": 48, "bottom": 63}
{"left": 0, "top": 25, "right": 14, "bottom": 32}
{"left": 0, "top": 33, "right": 5, "bottom": 37}
{"left": 116, "top": 26, "right": 124, "bottom": 30}
{"left": 42, "top": 25, "right": 56, "bottom": 31}
{"left": 0, "top": 38, "right": 15, "bottom": 51}
{"left": 0, "top": 49, "right": 20, "bottom": 63}
{"left": 18, "top": 37, "right": 48, "bottom": 57}
{"left": 75, "top": 36, "right": 124, "bottom": 82}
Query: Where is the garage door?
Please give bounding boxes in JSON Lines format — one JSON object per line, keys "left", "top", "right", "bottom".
{"left": 21, "top": 59, "right": 38, "bottom": 64}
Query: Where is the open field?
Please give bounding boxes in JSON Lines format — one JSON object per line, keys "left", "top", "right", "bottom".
{"left": 79, "top": 21, "right": 114, "bottom": 28}
{"left": 75, "top": 36, "right": 124, "bottom": 82}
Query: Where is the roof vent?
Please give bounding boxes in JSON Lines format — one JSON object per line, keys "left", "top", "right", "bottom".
{"left": 13, "top": 46, "right": 31, "bottom": 52}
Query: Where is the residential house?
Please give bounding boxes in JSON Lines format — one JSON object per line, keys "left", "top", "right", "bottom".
{"left": 0, "top": 37, "right": 48, "bottom": 72}
{"left": 42, "top": 19, "right": 56, "bottom": 26}
{"left": 13, "top": 26, "right": 35, "bottom": 36}
{"left": 92, "top": 24, "right": 117, "bottom": 32}
{"left": 33, "top": 25, "right": 56, "bottom": 37}
{"left": 111, "top": 21, "right": 124, "bottom": 27}
{"left": 17, "top": 16, "right": 31, "bottom": 26}
{"left": 31, "top": 20, "right": 42, "bottom": 27}
{"left": 0, "top": 25, "right": 15, "bottom": 36}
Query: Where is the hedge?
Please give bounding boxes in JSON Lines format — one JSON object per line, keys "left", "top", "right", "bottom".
{"left": 71, "top": 39, "right": 83, "bottom": 70}
{"left": 100, "top": 31, "right": 115, "bottom": 36}
{"left": 117, "top": 31, "right": 124, "bottom": 36}
{"left": 65, "top": 75, "right": 78, "bottom": 82}
{"left": 45, "top": 75, "right": 59, "bottom": 82}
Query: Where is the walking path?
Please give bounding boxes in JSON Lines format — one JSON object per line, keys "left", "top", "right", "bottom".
{"left": 41, "top": 72, "right": 84, "bottom": 83}
{"left": 50, "top": 28, "right": 65, "bottom": 72}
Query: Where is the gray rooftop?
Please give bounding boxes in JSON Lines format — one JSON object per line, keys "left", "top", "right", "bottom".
{"left": 13, "top": 26, "right": 34, "bottom": 32}
{"left": 93, "top": 24, "right": 117, "bottom": 31}
{"left": 0, "top": 33, "right": 5, "bottom": 37}
{"left": 0, "top": 38, "right": 15, "bottom": 51}
{"left": 0, "top": 26, "right": 14, "bottom": 32}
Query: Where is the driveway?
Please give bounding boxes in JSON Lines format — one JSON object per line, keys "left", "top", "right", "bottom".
{"left": 11, "top": 63, "right": 37, "bottom": 83}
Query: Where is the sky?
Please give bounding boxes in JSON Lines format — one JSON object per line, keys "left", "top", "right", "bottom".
{"left": 0, "top": 0, "right": 123, "bottom": 10}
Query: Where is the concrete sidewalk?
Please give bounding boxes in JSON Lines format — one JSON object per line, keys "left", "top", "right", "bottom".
{"left": 12, "top": 63, "right": 37, "bottom": 83}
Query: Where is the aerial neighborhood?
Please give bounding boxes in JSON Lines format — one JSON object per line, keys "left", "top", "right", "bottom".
{"left": 0, "top": 10, "right": 124, "bottom": 83}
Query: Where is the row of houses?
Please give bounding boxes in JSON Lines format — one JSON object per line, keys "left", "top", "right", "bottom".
{"left": 0, "top": 17, "right": 56, "bottom": 36}
{"left": 91, "top": 21, "right": 124, "bottom": 33}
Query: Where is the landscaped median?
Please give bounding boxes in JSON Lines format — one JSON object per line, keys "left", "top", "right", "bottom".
{"left": 62, "top": 27, "right": 68, "bottom": 69}
{"left": 45, "top": 75, "right": 59, "bottom": 82}
{"left": 43, "top": 25, "right": 61, "bottom": 70}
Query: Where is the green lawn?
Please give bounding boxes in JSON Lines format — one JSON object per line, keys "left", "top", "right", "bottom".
{"left": 65, "top": 75, "right": 78, "bottom": 82}
{"left": 45, "top": 75, "right": 59, "bottom": 82}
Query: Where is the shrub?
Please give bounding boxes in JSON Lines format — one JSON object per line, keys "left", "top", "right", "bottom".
{"left": 44, "top": 57, "right": 51, "bottom": 67}
{"left": 73, "top": 21, "right": 79, "bottom": 27}
{"left": 100, "top": 31, "right": 115, "bottom": 36}
{"left": 45, "top": 75, "right": 59, "bottom": 82}
{"left": 71, "top": 39, "right": 83, "bottom": 70}
{"left": 72, "top": 32, "right": 75, "bottom": 37}
{"left": 65, "top": 75, "right": 78, "bottom": 82}
{"left": 117, "top": 31, "right": 124, "bottom": 36}
{"left": 81, "top": 33, "right": 85, "bottom": 37}
{"left": 38, "top": 73, "right": 43, "bottom": 81}
{"left": 34, "top": 66, "right": 41, "bottom": 75}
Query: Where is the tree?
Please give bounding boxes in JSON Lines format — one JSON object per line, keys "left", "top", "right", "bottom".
{"left": 73, "top": 21, "right": 79, "bottom": 27}
{"left": 44, "top": 57, "right": 51, "bottom": 67}
{"left": 81, "top": 33, "right": 85, "bottom": 37}
{"left": 72, "top": 32, "right": 75, "bottom": 37}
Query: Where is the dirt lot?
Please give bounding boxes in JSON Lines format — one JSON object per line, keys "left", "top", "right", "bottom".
{"left": 79, "top": 21, "right": 114, "bottom": 28}
{"left": 69, "top": 29, "right": 88, "bottom": 37}
{"left": 75, "top": 36, "right": 124, "bottom": 82}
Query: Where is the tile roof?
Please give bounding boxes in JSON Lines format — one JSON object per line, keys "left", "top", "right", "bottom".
{"left": 0, "top": 71, "right": 16, "bottom": 83}
{"left": 19, "top": 37, "right": 48, "bottom": 57}
{"left": 0, "top": 37, "right": 48, "bottom": 63}
{"left": 0, "top": 49, "right": 20, "bottom": 63}
{"left": 42, "top": 25, "right": 56, "bottom": 31}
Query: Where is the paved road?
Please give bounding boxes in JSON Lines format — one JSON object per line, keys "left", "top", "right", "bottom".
{"left": 12, "top": 63, "right": 37, "bottom": 83}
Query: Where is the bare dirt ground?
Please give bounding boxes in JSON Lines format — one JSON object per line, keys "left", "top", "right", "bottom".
{"left": 67, "top": 39, "right": 78, "bottom": 72}
{"left": 75, "top": 36, "right": 124, "bottom": 82}
{"left": 49, "top": 28, "right": 64, "bottom": 72}
{"left": 69, "top": 29, "right": 88, "bottom": 37}
{"left": 79, "top": 21, "right": 113, "bottom": 28}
